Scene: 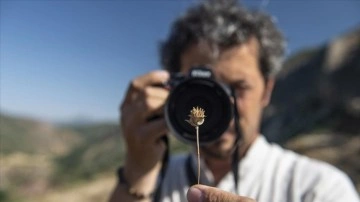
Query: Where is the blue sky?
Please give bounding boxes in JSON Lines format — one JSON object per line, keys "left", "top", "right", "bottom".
{"left": 1, "top": 0, "right": 359, "bottom": 123}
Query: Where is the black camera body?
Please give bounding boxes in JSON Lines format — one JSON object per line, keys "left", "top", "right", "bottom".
{"left": 164, "top": 66, "right": 233, "bottom": 145}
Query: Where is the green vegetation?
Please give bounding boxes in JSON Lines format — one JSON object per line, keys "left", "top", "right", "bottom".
{"left": 0, "top": 114, "right": 80, "bottom": 155}
{"left": 0, "top": 114, "right": 42, "bottom": 154}
{"left": 51, "top": 124, "right": 123, "bottom": 186}
{"left": 0, "top": 189, "right": 9, "bottom": 202}
{"left": 0, "top": 114, "right": 125, "bottom": 199}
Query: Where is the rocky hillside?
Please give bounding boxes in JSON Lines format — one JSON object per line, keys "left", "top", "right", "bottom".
{"left": 0, "top": 114, "right": 82, "bottom": 155}
{"left": 262, "top": 26, "right": 360, "bottom": 142}
{"left": 0, "top": 114, "right": 121, "bottom": 201}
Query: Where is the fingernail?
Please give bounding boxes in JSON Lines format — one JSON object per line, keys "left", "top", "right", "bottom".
{"left": 187, "top": 187, "right": 203, "bottom": 202}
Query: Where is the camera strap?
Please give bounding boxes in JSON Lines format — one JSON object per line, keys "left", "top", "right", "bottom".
{"left": 231, "top": 86, "right": 242, "bottom": 193}
{"left": 153, "top": 136, "right": 170, "bottom": 202}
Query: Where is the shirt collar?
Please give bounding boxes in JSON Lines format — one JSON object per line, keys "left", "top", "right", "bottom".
{"left": 240, "top": 135, "right": 271, "bottom": 176}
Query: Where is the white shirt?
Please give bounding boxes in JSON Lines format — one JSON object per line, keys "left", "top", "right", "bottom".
{"left": 160, "top": 136, "right": 359, "bottom": 202}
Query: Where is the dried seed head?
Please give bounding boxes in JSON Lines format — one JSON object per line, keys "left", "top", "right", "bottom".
{"left": 186, "top": 106, "right": 206, "bottom": 127}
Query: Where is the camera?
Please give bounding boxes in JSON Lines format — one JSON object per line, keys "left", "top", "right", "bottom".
{"left": 164, "top": 66, "right": 233, "bottom": 145}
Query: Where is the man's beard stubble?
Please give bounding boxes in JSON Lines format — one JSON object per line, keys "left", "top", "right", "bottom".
{"left": 200, "top": 140, "right": 235, "bottom": 160}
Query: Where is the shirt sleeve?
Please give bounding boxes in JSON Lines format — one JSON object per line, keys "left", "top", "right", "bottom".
{"left": 306, "top": 165, "right": 360, "bottom": 202}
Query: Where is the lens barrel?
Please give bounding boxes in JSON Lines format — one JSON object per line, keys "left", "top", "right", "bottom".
{"left": 165, "top": 67, "right": 233, "bottom": 145}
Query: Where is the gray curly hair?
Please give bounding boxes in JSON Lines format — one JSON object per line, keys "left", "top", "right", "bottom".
{"left": 160, "top": 0, "right": 286, "bottom": 79}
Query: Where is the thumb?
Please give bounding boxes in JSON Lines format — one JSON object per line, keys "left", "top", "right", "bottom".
{"left": 187, "top": 184, "right": 255, "bottom": 202}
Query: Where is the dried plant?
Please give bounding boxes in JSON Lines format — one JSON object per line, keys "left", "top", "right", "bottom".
{"left": 186, "top": 106, "right": 205, "bottom": 184}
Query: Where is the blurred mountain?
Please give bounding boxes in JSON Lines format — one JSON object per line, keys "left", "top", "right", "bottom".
{"left": 262, "top": 26, "right": 360, "bottom": 142}
{"left": 0, "top": 113, "right": 82, "bottom": 155}
{"left": 52, "top": 122, "right": 122, "bottom": 186}
{"left": 0, "top": 113, "right": 121, "bottom": 201}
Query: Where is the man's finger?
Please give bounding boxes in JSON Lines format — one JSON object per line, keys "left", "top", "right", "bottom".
{"left": 139, "top": 86, "right": 169, "bottom": 118}
{"left": 187, "top": 185, "right": 255, "bottom": 202}
{"left": 122, "top": 70, "right": 169, "bottom": 106}
{"left": 131, "top": 70, "right": 169, "bottom": 91}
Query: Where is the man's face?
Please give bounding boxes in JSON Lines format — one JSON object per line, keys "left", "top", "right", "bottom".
{"left": 179, "top": 38, "right": 274, "bottom": 159}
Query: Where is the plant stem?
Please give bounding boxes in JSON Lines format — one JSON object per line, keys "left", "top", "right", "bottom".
{"left": 196, "top": 126, "right": 200, "bottom": 184}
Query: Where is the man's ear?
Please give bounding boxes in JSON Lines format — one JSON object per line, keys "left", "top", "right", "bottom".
{"left": 262, "top": 78, "right": 275, "bottom": 107}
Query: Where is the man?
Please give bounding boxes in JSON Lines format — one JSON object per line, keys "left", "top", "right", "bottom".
{"left": 109, "top": 0, "right": 359, "bottom": 201}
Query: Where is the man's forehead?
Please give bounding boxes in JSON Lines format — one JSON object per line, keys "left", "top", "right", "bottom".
{"left": 180, "top": 37, "right": 260, "bottom": 73}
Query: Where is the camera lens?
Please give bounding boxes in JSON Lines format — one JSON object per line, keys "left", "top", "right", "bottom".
{"left": 165, "top": 77, "right": 233, "bottom": 145}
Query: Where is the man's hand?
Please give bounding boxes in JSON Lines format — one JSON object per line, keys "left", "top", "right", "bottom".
{"left": 120, "top": 70, "right": 170, "bottom": 195}
{"left": 187, "top": 185, "right": 256, "bottom": 202}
